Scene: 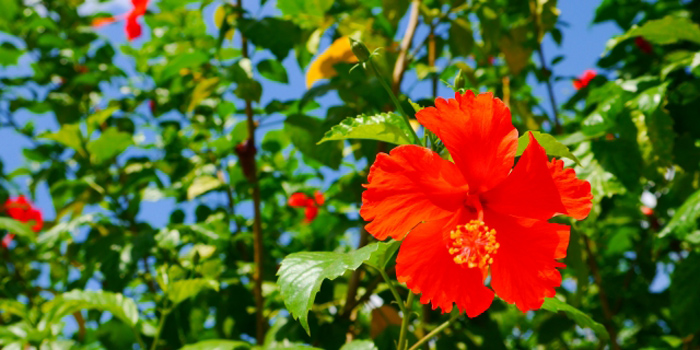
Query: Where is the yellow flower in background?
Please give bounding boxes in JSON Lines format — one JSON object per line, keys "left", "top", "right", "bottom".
{"left": 306, "top": 36, "right": 359, "bottom": 89}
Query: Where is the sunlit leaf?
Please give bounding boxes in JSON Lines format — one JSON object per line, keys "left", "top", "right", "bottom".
{"left": 659, "top": 189, "right": 700, "bottom": 240}
{"left": 318, "top": 112, "right": 416, "bottom": 146}
{"left": 277, "top": 243, "right": 380, "bottom": 334}
{"left": 87, "top": 127, "right": 133, "bottom": 164}
{"left": 41, "top": 290, "right": 139, "bottom": 327}
{"left": 340, "top": 340, "right": 378, "bottom": 350}
{"left": 180, "top": 340, "right": 251, "bottom": 350}
{"left": 516, "top": 131, "right": 581, "bottom": 165}
{"left": 606, "top": 15, "right": 700, "bottom": 52}
{"left": 167, "top": 279, "right": 219, "bottom": 305}
{"left": 0, "top": 217, "right": 37, "bottom": 243}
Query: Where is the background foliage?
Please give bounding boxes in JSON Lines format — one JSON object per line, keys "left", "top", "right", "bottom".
{"left": 1, "top": 0, "right": 700, "bottom": 349}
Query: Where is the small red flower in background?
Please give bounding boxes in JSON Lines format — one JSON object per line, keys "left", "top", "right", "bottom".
{"left": 635, "top": 37, "right": 653, "bottom": 54}
{"left": 573, "top": 69, "right": 597, "bottom": 90}
{"left": 93, "top": 0, "right": 149, "bottom": 41}
{"left": 640, "top": 206, "right": 654, "bottom": 216}
{"left": 288, "top": 191, "right": 324, "bottom": 223}
{"left": 360, "top": 91, "right": 592, "bottom": 317}
{"left": 2, "top": 196, "right": 43, "bottom": 248}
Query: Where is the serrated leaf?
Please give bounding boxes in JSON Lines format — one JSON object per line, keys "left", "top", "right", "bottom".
{"left": 277, "top": 244, "right": 380, "bottom": 334}
{"left": 0, "top": 217, "right": 37, "bottom": 243}
{"left": 317, "top": 113, "right": 415, "bottom": 146}
{"left": 516, "top": 131, "right": 580, "bottom": 165}
{"left": 659, "top": 189, "right": 700, "bottom": 240}
{"left": 87, "top": 127, "right": 133, "bottom": 164}
{"left": 180, "top": 340, "right": 251, "bottom": 350}
{"left": 167, "top": 279, "right": 219, "bottom": 305}
{"left": 41, "top": 290, "right": 139, "bottom": 327}
{"left": 606, "top": 15, "right": 700, "bottom": 52}
{"left": 363, "top": 241, "right": 400, "bottom": 270}
{"left": 541, "top": 298, "right": 609, "bottom": 341}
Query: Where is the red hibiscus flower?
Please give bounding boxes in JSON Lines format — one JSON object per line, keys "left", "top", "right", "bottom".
{"left": 635, "top": 37, "right": 653, "bottom": 54}
{"left": 2, "top": 196, "right": 43, "bottom": 248}
{"left": 288, "top": 191, "right": 324, "bottom": 223}
{"left": 360, "top": 91, "right": 592, "bottom": 317}
{"left": 92, "top": 0, "right": 149, "bottom": 41}
{"left": 573, "top": 69, "right": 597, "bottom": 90}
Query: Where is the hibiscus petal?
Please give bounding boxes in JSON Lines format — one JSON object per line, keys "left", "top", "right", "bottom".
{"left": 416, "top": 91, "right": 518, "bottom": 193}
{"left": 547, "top": 158, "right": 593, "bottom": 220}
{"left": 360, "top": 145, "right": 468, "bottom": 241}
{"left": 304, "top": 205, "right": 318, "bottom": 223}
{"left": 488, "top": 211, "right": 567, "bottom": 312}
{"left": 396, "top": 215, "right": 494, "bottom": 317}
{"left": 125, "top": 14, "right": 142, "bottom": 41}
{"left": 482, "top": 132, "right": 567, "bottom": 220}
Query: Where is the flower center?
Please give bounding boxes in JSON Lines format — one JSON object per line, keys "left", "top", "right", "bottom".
{"left": 447, "top": 220, "right": 499, "bottom": 269}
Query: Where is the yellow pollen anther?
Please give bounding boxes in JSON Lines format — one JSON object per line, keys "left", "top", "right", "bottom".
{"left": 447, "top": 220, "right": 499, "bottom": 269}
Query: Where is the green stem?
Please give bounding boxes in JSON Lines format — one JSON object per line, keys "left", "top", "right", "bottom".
{"left": 150, "top": 306, "right": 171, "bottom": 350}
{"left": 397, "top": 293, "right": 415, "bottom": 350}
{"left": 407, "top": 312, "right": 460, "bottom": 350}
{"left": 132, "top": 326, "right": 147, "bottom": 349}
{"left": 377, "top": 268, "right": 407, "bottom": 315}
{"left": 367, "top": 60, "right": 420, "bottom": 144}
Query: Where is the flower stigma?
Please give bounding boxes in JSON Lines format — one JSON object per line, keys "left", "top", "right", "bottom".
{"left": 448, "top": 220, "right": 499, "bottom": 268}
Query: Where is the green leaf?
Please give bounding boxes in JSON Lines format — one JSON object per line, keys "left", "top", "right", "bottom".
{"left": 43, "top": 124, "right": 84, "bottom": 156}
{"left": 516, "top": 131, "right": 580, "bottom": 165}
{"left": 87, "top": 127, "right": 133, "bottom": 164}
{"left": 86, "top": 106, "right": 119, "bottom": 136}
{"left": 659, "top": 189, "right": 700, "bottom": 240}
{"left": 340, "top": 340, "right": 378, "bottom": 350}
{"left": 277, "top": 244, "right": 381, "bottom": 334}
{"left": 188, "top": 77, "right": 221, "bottom": 112}
{"left": 670, "top": 252, "right": 700, "bottom": 335}
{"left": 180, "top": 340, "right": 251, "bottom": 350}
{"left": 161, "top": 52, "right": 209, "bottom": 80}
{"left": 277, "top": 0, "right": 333, "bottom": 29}
{"left": 257, "top": 59, "right": 288, "bottom": 83}
{"left": 541, "top": 298, "right": 609, "bottom": 341}
{"left": 41, "top": 290, "right": 139, "bottom": 327}
{"left": 317, "top": 113, "right": 416, "bottom": 146}
{"left": 363, "top": 241, "right": 401, "bottom": 270}
{"left": 167, "top": 279, "right": 219, "bottom": 305}
{"left": 187, "top": 175, "right": 224, "bottom": 200}
{"left": 285, "top": 114, "right": 343, "bottom": 170}
{"left": 0, "top": 299, "right": 28, "bottom": 320}
{"left": 606, "top": 15, "right": 700, "bottom": 52}
{"left": 0, "top": 217, "right": 37, "bottom": 243}
{"left": 448, "top": 18, "right": 474, "bottom": 57}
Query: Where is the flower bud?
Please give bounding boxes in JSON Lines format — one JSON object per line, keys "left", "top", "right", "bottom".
{"left": 453, "top": 69, "right": 466, "bottom": 91}
{"left": 349, "top": 37, "right": 371, "bottom": 62}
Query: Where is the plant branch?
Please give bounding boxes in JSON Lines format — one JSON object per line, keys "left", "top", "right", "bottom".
{"left": 237, "top": 0, "right": 266, "bottom": 343}
{"left": 392, "top": 0, "right": 422, "bottom": 95}
{"left": 368, "top": 60, "right": 419, "bottom": 144}
{"left": 583, "top": 236, "right": 619, "bottom": 350}
{"left": 408, "top": 312, "right": 460, "bottom": 350}
{"left": 536, "top": 44, "right": 562, "bottom": 134}
{"left": 397, "top": 292, "right": 415, "bottom": 350}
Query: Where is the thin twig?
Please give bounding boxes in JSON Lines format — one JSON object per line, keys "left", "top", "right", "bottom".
{"left": 392, "top": 0, "right": 422, "bottom": 95}
{"left": 408, "top": 312, "right": 460, "bottom": 350}
{"left": 236, "top": 0, "right": 266, "bottom": 343}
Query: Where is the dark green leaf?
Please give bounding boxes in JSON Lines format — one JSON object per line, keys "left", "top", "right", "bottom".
{"left": 670, "top": 253, "right": 700, "bottom": 335}
{"left": 258, "top": 59, "right": 289, "bottom": 83}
